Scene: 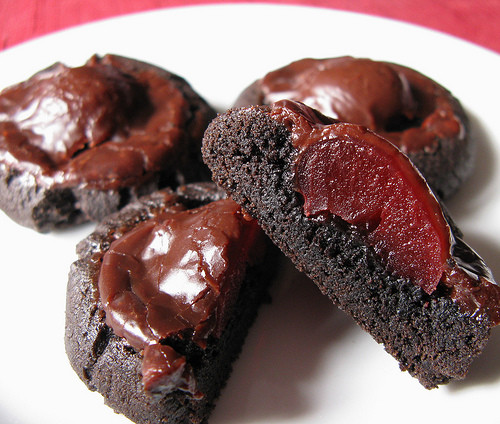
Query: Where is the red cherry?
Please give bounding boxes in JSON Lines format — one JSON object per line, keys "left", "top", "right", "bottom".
{"left": 296, "top": 123, "right": 451, "bottom": 293}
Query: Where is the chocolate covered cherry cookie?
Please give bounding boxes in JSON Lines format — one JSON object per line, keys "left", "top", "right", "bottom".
{"left": 202, "top": 100, "right": 500, "bottom": 389}
{"left": 0, "top": 54, "right": 215, "bottom": 231}
{"left": 65, "top": 182, "right": 279, "bottom": 424}
{"left": 235, "top": 56, "right": 474, "bottom": 199}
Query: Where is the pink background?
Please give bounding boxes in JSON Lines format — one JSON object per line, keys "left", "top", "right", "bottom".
{"left": 1, "top": 0, "right": 499, "bottom": 54}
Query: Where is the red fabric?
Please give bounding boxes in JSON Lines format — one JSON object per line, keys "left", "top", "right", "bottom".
{"left": 0, "top": 0, "right": 498, "bottom": 54}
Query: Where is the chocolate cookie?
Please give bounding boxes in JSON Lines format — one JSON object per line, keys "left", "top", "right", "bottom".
{"left": 235, "top": 57, "right": 473, "bottom": 199}
{"left": 0, "top": 54, "right": 216, "bottom": 232}
{"left": 202, "top": 100, "right": 500, "bottom": 389}
{"left": 65, "top": 182, "right": 279, "bottom": 424}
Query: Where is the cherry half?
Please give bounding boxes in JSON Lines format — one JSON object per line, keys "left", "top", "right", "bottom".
{"left": 272, "top": 100, "right": 451, "bottom": 294}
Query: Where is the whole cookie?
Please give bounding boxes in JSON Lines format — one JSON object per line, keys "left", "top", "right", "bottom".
{"left": 235, "top": 56, "right": 474, "bottom": 199}
{"left": 0, "top": 54, "right": 216, "bottom": 231}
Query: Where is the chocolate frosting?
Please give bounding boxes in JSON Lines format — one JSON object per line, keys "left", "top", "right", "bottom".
{"left": 270, "top": 100, "right": 500, "bottom": 325}
{"left": 257, "top": 57, "right": 465, "bottom": 154}
{"left": 98, "top": 198, "right": 263, "bottom": 396}
{"left": 0, "top": 55, "right": 197, "bottom": 190}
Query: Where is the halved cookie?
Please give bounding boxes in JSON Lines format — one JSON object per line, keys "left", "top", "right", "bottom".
{"left": 202, "top": 100, "right": 499, "bottom": 389}
{"left": 65, "top": 182, "right": 279, "bottom": 423}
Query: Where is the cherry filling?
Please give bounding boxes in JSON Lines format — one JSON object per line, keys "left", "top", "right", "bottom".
{"left": 296, "top": 128, "right": 450, "bottom": 293}
{"left": 270, "top": 100, "right": 500, "bottom": 324}
{"left": 98, "top": 198, "right": 264, "bottom": 396}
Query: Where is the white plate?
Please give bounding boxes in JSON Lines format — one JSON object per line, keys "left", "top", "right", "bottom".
{"left": 1, "top": 4, "right": 500, "bottom": 424}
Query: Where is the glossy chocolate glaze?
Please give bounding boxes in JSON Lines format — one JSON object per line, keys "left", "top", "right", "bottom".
{"left": 0, "top": 55, "right": 194, "bottom": 189}
{"left": 270, "top": 100, "right": 500, "bottom": 325}
{"left": 98, "top": 198, "right": 263, "bottom": 395}
{"left": 257, "top": 57, "right": 465, "bottom": 154}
